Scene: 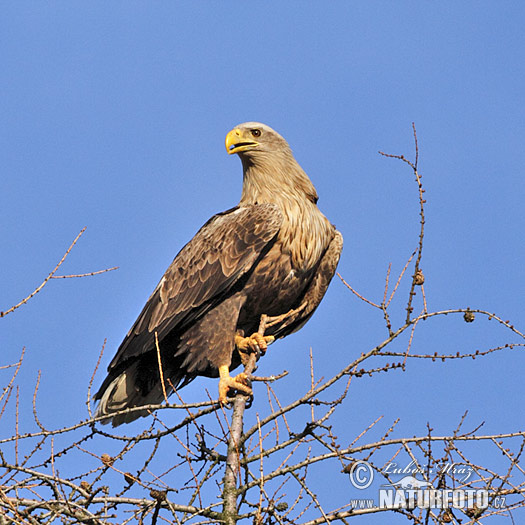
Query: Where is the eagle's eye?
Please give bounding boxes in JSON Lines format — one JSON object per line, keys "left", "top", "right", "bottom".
{"left": 250, "top": 129, "right": 261, "bottom": 138}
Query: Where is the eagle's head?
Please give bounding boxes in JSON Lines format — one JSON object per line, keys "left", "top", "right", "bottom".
{"left": 226, "top": 121, "right": 320, "bottom": 208}
{"left": 225, "top": 122, "right": 290, "bottom": 158}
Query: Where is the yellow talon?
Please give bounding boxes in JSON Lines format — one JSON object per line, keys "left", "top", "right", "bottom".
{"left": 235, "top": 332, "right": 275, "bottom": 355}
{"left": 218, "top": 365, "right": 253, "bottom": 403}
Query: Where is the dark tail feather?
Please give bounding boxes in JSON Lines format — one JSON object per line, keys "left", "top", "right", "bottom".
{"left": 94, "top": 354, "right": 193, "bottom": 427}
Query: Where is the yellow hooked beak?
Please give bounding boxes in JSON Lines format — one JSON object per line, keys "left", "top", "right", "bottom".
{"left": 225, "top": 128, "right": 260, "bottom": 155}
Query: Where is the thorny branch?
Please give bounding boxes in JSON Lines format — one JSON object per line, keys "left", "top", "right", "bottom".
{"left": 0, "top": 227, "right": 117, "bottom": 319}
{"left": 2, "top": 126, "right": 524, "bottom": 524}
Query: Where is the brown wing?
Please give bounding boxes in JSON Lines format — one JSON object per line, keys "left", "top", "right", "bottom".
{"left": 106, "top": 204, "right": 282, "bottom": 372}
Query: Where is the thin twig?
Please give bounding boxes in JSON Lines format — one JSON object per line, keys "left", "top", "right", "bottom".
{"left": 50, "top": 267, "right": 118, "bottom": 279}
{"left": 1, "top": 228, "right": 87, "bottom": 318}
{"left": 155, "top": 332, "right": 169, "bottom": 405}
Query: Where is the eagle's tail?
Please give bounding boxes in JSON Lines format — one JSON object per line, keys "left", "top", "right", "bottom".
{"left": 94, "top": 361, "right": 166, "bottom": 426}
{"left": 94, "top": 356, "right": 193, "bottom": 427}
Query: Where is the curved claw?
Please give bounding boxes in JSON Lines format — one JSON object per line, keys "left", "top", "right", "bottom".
{"left": 218, "top": 367, "right": 253, "bottom": 404}
{"left": 235, "top": 333, "right": 275, "bottom": 361}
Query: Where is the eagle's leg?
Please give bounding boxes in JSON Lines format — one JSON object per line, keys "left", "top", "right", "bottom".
{"left": 218, "top": 365, "right": 252, "bottom": 403}
{"left": 235, "top": 332, "right": 275, "bottom": 365}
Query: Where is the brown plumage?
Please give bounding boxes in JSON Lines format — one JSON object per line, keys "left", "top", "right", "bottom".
{"left": 95, "top": 122, "right": 343, "bottom": 426}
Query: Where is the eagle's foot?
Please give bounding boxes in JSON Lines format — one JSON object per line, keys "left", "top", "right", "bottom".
{"left": 218, "top": 366, "right": 253, "bottom": 404}
{"left": 235, "top": 332, "right": 275, "bottom": 364}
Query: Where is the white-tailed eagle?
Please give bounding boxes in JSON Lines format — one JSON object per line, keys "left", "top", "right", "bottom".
{"left": 95, "top": 123, "right": 343, "bottom": 426}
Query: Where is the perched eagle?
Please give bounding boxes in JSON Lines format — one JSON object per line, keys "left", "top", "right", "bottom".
{"left": 95, "top": 123, "right": 343, "bottom": 426}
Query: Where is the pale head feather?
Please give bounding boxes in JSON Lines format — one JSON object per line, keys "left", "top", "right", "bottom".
{"left": 231, "top": 122, "right": 334, "bottom": 272}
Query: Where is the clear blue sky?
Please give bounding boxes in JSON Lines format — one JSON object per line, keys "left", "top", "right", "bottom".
{"left": 1, "top": 3, "right": 524, "bottom": 522}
